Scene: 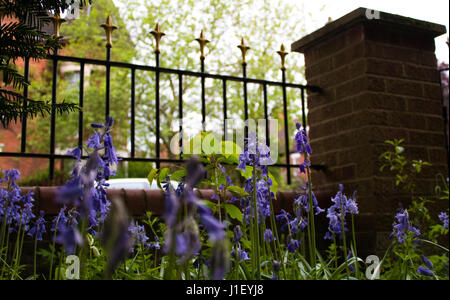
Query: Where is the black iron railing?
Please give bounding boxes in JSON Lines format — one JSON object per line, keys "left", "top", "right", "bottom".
{"left": 1, "top": 18, "right": 324, "bottom": 185}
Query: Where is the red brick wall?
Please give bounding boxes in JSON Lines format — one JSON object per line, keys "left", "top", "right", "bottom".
{"left": 293, "top": 9, "right": 448, "bottom": 253}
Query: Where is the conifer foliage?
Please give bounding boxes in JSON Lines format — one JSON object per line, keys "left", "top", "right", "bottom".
{"left": 0, "top": 0, "right": 91, "bottom": 127}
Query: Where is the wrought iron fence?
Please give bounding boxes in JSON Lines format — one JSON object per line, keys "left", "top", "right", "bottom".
{"left": 0, "top": 15, "right": 324, "bottom": 184}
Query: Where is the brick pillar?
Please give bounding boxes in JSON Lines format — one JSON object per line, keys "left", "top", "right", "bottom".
{"left": 292, "top": 8, "right": 448, "bottom": 253}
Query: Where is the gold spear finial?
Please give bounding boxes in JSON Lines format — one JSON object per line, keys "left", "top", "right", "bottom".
{"left": 150, "top": 23, "right": 166, "bottom": 54}
{"left": 50, "top": 12, "right": 66, "bottom": 37}
{"left": 277, "top": 44, "right": 289, "bottom": 71}
{"left": 195, "top": 30, "right": 210, "bottom": 60}
{"left": 100, "top": 15, "right": 118, "bottom": 47}
{"left": 237, "top": 37, "right": 250, "bottom": 65}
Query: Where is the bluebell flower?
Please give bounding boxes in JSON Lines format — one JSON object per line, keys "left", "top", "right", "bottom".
{"left": 392, "top": 209, "right": 420, "bottom": 244}
{"left": 417, "top": 266, "right": 434, "bottom": 277}
{"left": 200, "top": 213, "right": 225, "bottom": 242}
{"left": 67, "top": 147, "right": 82, "bottom": 162}
{"left": 439, "top": 212, "right": 448, "bottom": 229}
{"left": 128, "top": 220, "right": 150, "bottom": 250}
{"left": 324, "top": 184, "right": 358, "bottom": 240}
{"left": 27, "top": 210, "right": 46, "bottom": 241}
{"left": 264, "top": 228, "right": 274, "bottom": 242}
{"left": 421, "top": 255, "right": 434, "bottom": 271}
{"left": 51, "top": 206, "right": 68, "bottom": 232}
{"left": 87, "top": 132, "right": 102, "bottom": 150}
{"left": 54, "top": 224, "right": 83, "bottom": 255}
{"left": 273, "top": 260, "right": 281, "bottom": 273}
{"left": 287, "top": 239, "right": 299, "bottom": 253}
{"left": 233, "top": 225, "right": 242, "bottom": 245}
{"left": 231, "top": 246, "right": 250, "bottom": 263}
{"left": 91, "top": 123, "right": 104, "bottom": 128}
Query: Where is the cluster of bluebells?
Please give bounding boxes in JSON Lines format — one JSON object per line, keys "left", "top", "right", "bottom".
{"left": 324, "top": 184, "right": 359, "bottom": 240}
{"left": 162, "top": 157, "right": 227, "bottom": 278}
{"left": 231, "top": 225, "right": 250, "bottom": 263}
{"left": 417, "top": 255, "right": 435, "bottom": 278}
{"left": 0, "top": 169, "right": 41, "bottom": 237}
{"left": 237, "top": 132, "right": 276, "bottom": 225}
{"left": 294, "top": 183, "right": 324, "bottom": 232}
{"left": 439, "top": 212, "right": 448, "bottom": 230}
{"left": 390, "top": 209, "right": 420, "bottom": 244}
{"left": 275, "top": 209, "right": 300, "bottom": 253}
{"left": 54, "top": 117, "right": 119, "bottom": 252}
{"left": 294, "top": 123, "right": 312, "bottom": 174}
{"left": 50, "top": 206, "right": 82, "bottom": 254}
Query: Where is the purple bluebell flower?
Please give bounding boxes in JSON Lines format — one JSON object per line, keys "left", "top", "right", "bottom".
{"left": 417, "top": 266, "right": 434, "bottom": 277}
{"left": 51, "top": 206, "right": 68, "bottom": 232}
{"left": 231, "top": 246, "right": 250, "bottom": 263}
{"left": 27, "top": 210, "right": 46, "bottom": 241}
{"left": 91, "top": 123, "right": 104, "bottom": 128}
{"left": 421, "top": 255, "right": 434, "bottom": 271}
{"left": 54, "top": 224, "right": 83, "bottom": 255}
{"left": 324, "top": 184, "right": 358, "bottom": 240}
{"left": 264, "top": 228, "right": 274, "bottom": 242}
{"left": 276, "top": 209, "right": 294, "bottom": 233}
{"left": 273, "top": 260, "right": 281, "bottom": 273}
{"left": 439, "top": 212, "right": 448, "bottom": 229}
{"left": 200, "top": 213, "right": 225, "bottom": 242}
{"left": 392, "top": 209, "right": 420, "bottom": 244}
{"left": 233, "top": 225, "right": 242, "bottom": 245}
{"left": 87, "top": 132, "right": 102, "bottom": 150}
{"left": 150, "top": 236, "right": 161, "bottom": 250}
{"left": 67, "top": 147, "right": 82, "bottom": 162}
{"left": 287, "top": 239, "right": 299, "bottom": 253}
{"left": 128, "top": 220, "right": 150, "bottom": 250}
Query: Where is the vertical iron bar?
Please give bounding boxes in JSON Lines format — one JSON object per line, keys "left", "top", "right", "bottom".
{"left": 178, "top": 73, "right": 183, "bottom": 160}
{"left": 242, "top": 63, "right": 249, "bottom": 121}
{"left": 263, "top": 83, "right": 269, "bottom": 147}
{"left": 242, "top": 63, "right": 249, "bottom": 139}
{"left": 201, "top": 58, "right": 206, "bottom": 131}
{"left": 282, "top": 69, "right": 291, "bottom": 185}
{"left": 130, "top": 67, "right": 136, "bottom": 158}
{"left": 155, "top": 52, "right": 160, "bottom": 169}
{"left": 105, "top": 46, "right": 111, "bottom": 121}
{"left": 49, "top": 51, "right": 58, "bottom": 180}
{"left": 222, "top": 79, "right": 227, "bottom": 138}
{"left": 78, "top": 62, "right": 84, "bottom": 149}
{"left": 301, "top": 87, "right": 307, "bottom": 130}
{"left": 20, "top": 57, "right": 30, "bottom": 153}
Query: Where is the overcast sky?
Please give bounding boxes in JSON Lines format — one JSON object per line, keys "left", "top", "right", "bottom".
{"left": 298, "top": 0, "right": 449, "bottom": 63}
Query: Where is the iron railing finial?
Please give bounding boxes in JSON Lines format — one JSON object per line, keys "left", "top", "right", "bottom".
{"left": 277, "top": 44, "right": 289, "bottom": 71}
{"left": 100, "top": 15, "right": 118, "bottom": 48}
{"left": 50, "top": 13, "right": 66, "bottom": 37}
{"left": 150, "top": 23, "right": 166, "bottom": 54}
{"left": 238, "top": 37, "right": 250, "bottom": 65}
{"left": 195, "top": 30, "right": 210, "bottom": 60}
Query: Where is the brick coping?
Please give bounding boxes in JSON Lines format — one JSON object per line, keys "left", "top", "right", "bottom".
{"left": 19, "top": 187, "right": 329, "bottom": 217}
{"left": 291, "top": 7, "right": 447, "bottom": 53}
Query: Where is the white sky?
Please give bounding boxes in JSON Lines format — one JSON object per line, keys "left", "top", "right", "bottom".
{"left": 297, "top": 0, "right": 449, "bottom": 63}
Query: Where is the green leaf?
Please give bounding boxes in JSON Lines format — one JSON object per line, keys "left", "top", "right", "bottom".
{"left": 157, "top": 167, "right": 170, "bottom": 190}
{"left": 224, "top": 204, "right": 243, "bottom": 221}
{"left": 227, "top": 185, "right": 248, "bottom": 196}
{"left": 147, "top": 168, "right": 159, "bottom": 186}
{"left": 170, "top": 169, "right": 187, "bottom": 182}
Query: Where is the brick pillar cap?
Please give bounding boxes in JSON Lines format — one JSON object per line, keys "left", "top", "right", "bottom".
{"left": 291, "top": 7, "right": 447, "bottom": 53}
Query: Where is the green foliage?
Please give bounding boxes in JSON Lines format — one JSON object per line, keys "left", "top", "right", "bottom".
{"left": 377, "top": 139, "right": 449, "bottom": 280}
